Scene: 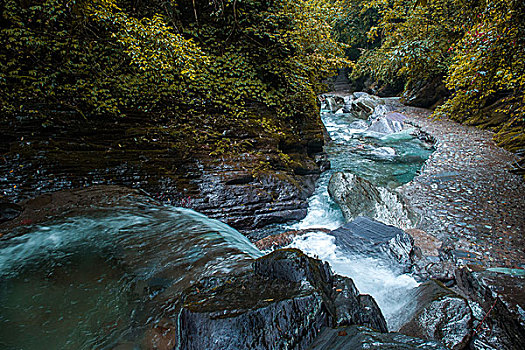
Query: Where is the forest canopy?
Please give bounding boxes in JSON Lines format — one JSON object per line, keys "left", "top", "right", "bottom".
{"left": 341, "top": 0, "right": 525, "bottom": 154}
{"left": 0, "top": 0, "right": 347, "bottom": 121}
{"left": 1, "top": 0, "right": 523, "bottom": 162}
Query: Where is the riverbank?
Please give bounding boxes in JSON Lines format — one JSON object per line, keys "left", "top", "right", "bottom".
{"left": 395, "top": 104, "right": 525, "bottom": 269}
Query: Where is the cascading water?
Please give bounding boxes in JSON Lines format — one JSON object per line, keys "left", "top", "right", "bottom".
{"left": 286, "top": 95, "right": 434, "bottom": 330}
{"left": 0, "top": 198, "right": 261, "bottom": 349}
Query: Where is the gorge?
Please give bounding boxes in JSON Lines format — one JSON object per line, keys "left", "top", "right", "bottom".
{"left": 1, "top": 0, "right": 524, "bottom": 349}
{"left": 1, "top": 92, "right": 523, "bottom": 349}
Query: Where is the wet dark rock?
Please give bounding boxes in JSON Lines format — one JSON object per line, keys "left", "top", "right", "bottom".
{"left": 399, "top": 280, "right": 473, "bottom": 349}
{"left": 308, "top": 325, "right": 446, "bottom": 350}
{"left": 328, "top": 172, "right": 414, "bottom": 229}
{"left": 179, "top": 249, "right": 387, "bottom": 350}
{"left": 401, "top": 77, "right": 449, "bottom": 109}
{"left": 253, "top": 249, "right": 387, "bottom": 332}
{"left": 180, "top": 276, "right": 325, "bottom": 350}
{"left": 330, "top": 217, "right": 415, "bottom": 273}
{"left": 455, "top": 266, "right": 525, "bottom": 350}
{"left": 332, "top": 276, "right": 387, "bottom": 331}
{"left": 0, "top": 107, "right": 326, "bottom": 234}
{"left": 341, "top": 93, "right": 384, "bottom": 119}
{"left": 0, "top": 201, "right": 23, "bottom": 223}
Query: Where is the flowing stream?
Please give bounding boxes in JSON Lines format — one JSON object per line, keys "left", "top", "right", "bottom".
{"left": 286, "top": 98, "right": 434, "bottom": 330}
{"left": 0, "top": 95, "right": 434, "bottom": 348}
{"left": 0, "top": 200, "right": 262, "bottom": 349}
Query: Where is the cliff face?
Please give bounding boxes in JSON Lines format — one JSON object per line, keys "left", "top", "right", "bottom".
{"left": 0, "top": 103, "right": 326, "bottom": 232}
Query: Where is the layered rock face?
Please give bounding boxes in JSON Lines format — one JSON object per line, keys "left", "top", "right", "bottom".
{"left": 400, "top": 280, "right": 473, "bottom": 350}
{"left": 401, "top": 77, "right": 450, "bottom": 109}
{"left": 0, "top": 106, "right": 325, "bottom": 232}
{"left": 456, "top": 266, "right": 525, "bottom": 350}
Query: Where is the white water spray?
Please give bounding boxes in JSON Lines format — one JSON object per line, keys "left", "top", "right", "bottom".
{"left": 287, "top": 231, "right": 418, "bottom": 331}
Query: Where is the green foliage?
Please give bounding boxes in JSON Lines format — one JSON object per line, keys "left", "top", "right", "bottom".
{"left": 348, "top": 0, "right": 467, "bottom": 85}
{"left": 0, "top": 0, "right": 347, "bottom": 126}
{"left": 0, "top": 0, "right": 198, "bottom": 117}
{"left": 334, "top": 0, "right": 381, "bottom": 60}
{"left": 339, "top": 0, "right": 525, "bottom": 156}
{"left": 435, "top": 0, "right": 525, "bottom": 153}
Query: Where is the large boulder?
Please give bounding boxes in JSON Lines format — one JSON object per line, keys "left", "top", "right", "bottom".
{"left": 308, "top": 325, "right": 446, "bottom": 350}
{"left": 401, "top": 77, "right": 449, "bottom": 109}
{"left": 367, "top": 112, "right": 408, "bottom": 134}
{"left": 399, "top": 280, "right": 473, "bottom": 349}
{"left": 328, "top": 172, "right": 414, "bottom": 229}
{"left": 178, "top": 249, "right": 388, "bottom": 350}
{"left": 455, "top": 266, "right": 525, "bottom": 350}
{"left": 329, "top": 216, "right": 415, "bottom": 273}
{"left": 341, "top": 92, "right": 384, "bottom": 119}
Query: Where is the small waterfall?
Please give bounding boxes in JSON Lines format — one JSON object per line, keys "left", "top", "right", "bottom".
{"left": 287, "top": 231, "right": 419, "bottom": 331}
{"left": 0, "top": 202, "right": 261, "bottom": 349}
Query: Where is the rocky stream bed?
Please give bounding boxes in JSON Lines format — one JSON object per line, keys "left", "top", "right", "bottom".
{"left": 0, "top": 93, "right": 523, "bottom": 350}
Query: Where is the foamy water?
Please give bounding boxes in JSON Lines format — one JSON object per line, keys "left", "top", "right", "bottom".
{"left": 287, "top": 231, "right": 418, "bottom": 331}
{"left": 283, "top": 102, "right": 432, "bottom": 330}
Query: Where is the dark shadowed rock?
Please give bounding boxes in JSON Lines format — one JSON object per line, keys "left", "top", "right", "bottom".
{"left": 401, "top": 77, "right": 449, "bottom": 109}
{"left": 308, "top": 325, "right": 446, "bottom": 350}
{"left": 178, "top": 249, "right": 388, "bottom": 350}
{"left": 456, "top": 266, "right": 525, "bottom": 350}
{"left": 332, "top": 275, "right": 387, "bottom": 331}
{"left": 0, "top": 202, "right": 23, "bottom": 223}
{"left": 399, "top": 280, "right": 473, "bottom": 349}
{"left": 330, "top": 217, "right": 415, "bottom": 273}
{"left": 180, "top": 275, "right": 326, "bottom": 350}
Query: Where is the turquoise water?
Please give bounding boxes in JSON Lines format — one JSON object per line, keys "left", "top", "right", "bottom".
{"left": 289, "top": 110, "right": 434, "bottom": 231}
{"left": 286, "top": 107, "right": 434, "bottom": 330}
{"left": 0, "top": 203, "right": 261, "bottom": 349}
{"left": 323, "top": 111, "right": 434, "bottom": 188}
